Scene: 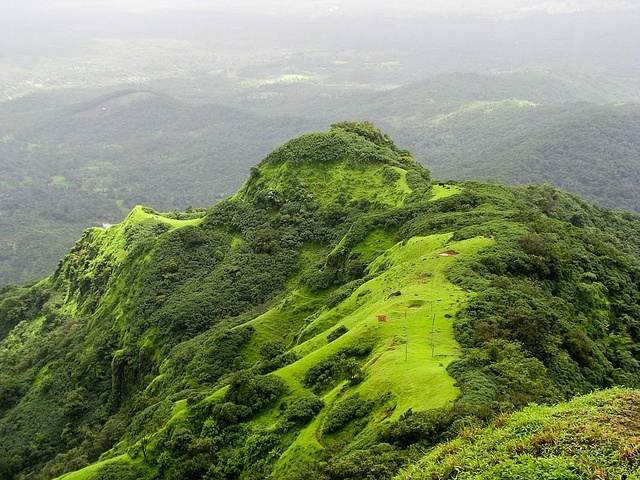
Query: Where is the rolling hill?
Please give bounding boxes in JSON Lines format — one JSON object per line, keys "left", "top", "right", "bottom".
{"left": 286, "top": 70, "right": 640, "bottom": 212}
{"left": 1, "top": 124, "right": 640, "bottom": 480}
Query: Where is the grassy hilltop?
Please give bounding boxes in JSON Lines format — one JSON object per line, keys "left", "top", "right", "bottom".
{"left": 1, "top": 123, "right": 640, "bottom": 479}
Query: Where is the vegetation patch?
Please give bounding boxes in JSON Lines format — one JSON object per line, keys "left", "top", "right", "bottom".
{"left": 397, "top": 388, "right": 640, "bottom": 480}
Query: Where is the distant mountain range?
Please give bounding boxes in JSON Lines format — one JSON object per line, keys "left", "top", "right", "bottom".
{"left": 1, "top": 69, "right": 638, "bottom": 287}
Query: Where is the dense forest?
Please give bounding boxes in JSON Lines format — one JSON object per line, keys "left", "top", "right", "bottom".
{"left": 1, "top": 124, "right": 640, "bottom": 479}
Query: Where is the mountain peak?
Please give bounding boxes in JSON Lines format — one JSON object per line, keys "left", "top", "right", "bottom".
{"left": 238, "top": 122, "right": 431, "bottom": 210}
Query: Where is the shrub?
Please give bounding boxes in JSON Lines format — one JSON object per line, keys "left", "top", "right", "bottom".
{"left": 319, "top": 443, "right": 408, "bottom": 480}
{"left": 302, "top": 268, "right": 338, "bottom": 292}
{"left": 284, "top": 394, "right": 325, "bottom": 424}
{"left": 259, "top": 340, "right": 287, "bottom": 360}
{"left": 303, "top": 345, "right": 372, "bottom": 391}
{"left": 92, "top": 461, "right": 148, "bottom": 480}
{"left": 327, "top": 326, "right": 348, "bottom": 343}
{"left": 378, "top": 408, "right": 455, "bottom": 447}
{"left": 255, "top": 352, "right": 300, "bottom": 375}
{"left": 224, "top": 370, "right": 287, "bottom": 412}
{"left": 323, "top": 393, "right": 374, "bottom": 434}
{"left": 325, "top": 279, "right": 364, "bottom": 309}
{"left": 124, "top": 219, "right": 172, "bottom": 250}
{"left": 212, "top": 402, "right": 252, "bottom": 426}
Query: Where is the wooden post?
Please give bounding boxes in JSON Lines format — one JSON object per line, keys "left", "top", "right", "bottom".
{"left": 404, "top": 325, "right": 408, "bottom": 361}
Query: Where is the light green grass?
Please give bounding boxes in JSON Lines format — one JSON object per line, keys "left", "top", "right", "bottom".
{"left": 55, "top": 454, "right": 131, "bottom": 480}
{"left": 259, "top": 233, "right": 493, "bottom": 476}
{"left": 351, "top": 228, "right": 397, "bottom": 263}
{"left": 430, "top": 184, "right": 463, "bottom": 201}
{"left": 394, "top": 167, "right": 412, "bottom": 194}
{"left": 242, "top": 159, "right": 415, "bottom": 209}
{"left": 122, "top": 205, "right": 203, "bottom": 229}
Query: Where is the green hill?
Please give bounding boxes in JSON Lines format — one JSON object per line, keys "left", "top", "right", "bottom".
{"left": 299, "top": 70, "right": 640, "bottom": 213}
{"left": 394, "top": 101, "right": 640, "bottom": 212}
{"left": 1, "top": 124, "right": 640, "bottom": 480}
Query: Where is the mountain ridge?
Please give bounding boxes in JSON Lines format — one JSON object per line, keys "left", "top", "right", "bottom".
{"left": 1, "top": 124, "right": 640, "bottom": 479}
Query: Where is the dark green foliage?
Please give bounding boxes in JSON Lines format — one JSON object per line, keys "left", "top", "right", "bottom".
{"left": 0, "top": 284, "right": 50, "bottom": 341}
{"left": 326, "top": 326, "right": 348, "bottom": 343}
{"left": 325, "top": 280, "right": 364, "bottom": 309}
{"left": 448, "top": 340, "right": 562, "bottom": 414}
{"left": 259, "top": 339, "right": 287, "bottom": 360}
{"left": 254, "top": 352, "right": 300, "bottom": 375}
{"left": 283, "top": 394, "right": 325, "bottom": 424}
{"left": 124, "top": 219, "right": 173, "bottom": 251}
{"left": 163, "top": 326, "right": 255, "bottom": 389}
{"left": 0, "top": 454, "right": 22, "bottom": 480}
{"left": 259, "top": 122, "right": 424, "bottom": 172}
{"left": 224, "top": 370, "right": 287, "bottom": 413}
{"left": 377, "top": 408, "right": 456, "bottom": 448}
{"left": 330, "top": 121, "right": 399, "bottom": 151}
{"left": 323, "top": 393, "right": 374, "bottom": 434}
{"left": 302, "top": 268, "right": 339, "bottom": 293}
{"left": 303, "top": 345, "right": 372, "bottom": 392}
{"left": 150, "top": 374, "right": 289, "bottom": 479}
{"left": 382, "top": 166, "right": 402, "bottom": 184}
{"left": 126, "top": 399, "right": 174, "bottom": 443}
{"left": 0, "top": 375, "right": 25, "bottom": 413}
{"left": 318, "top": 443, "right": 409, "bottom": 480}
{"left": 212, "top": 402, "right": 253, "bottom": 426}
{"left": 131, "top": 218, "right": 299, "bottom": 344}
{"left": 261, "top": 130, "right": 353, "bottom": 167}
{"left": 405, "top": 168, "right": 431, "bottom": 188}
{"left": 250, "top": 227, "right": 281, "bottom": 253}
{"left": 444, "top": 184, "right": 640, "bottom": 414}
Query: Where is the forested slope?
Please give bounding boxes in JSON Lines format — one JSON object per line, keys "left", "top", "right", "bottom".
{"left": 1, "top": 124, "right": 640, "bottom": 479}
{"left": 0, "top": 90, "right": 322, "bottom": 286}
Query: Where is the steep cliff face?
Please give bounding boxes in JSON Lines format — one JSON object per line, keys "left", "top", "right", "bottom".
{"left": 0, "top": 123, "right": 639, "bottom": 480}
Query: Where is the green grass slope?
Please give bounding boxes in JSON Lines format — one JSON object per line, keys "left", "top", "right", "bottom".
{"left": 1, "top": 124, "right": 640, "bottom": 480}
{"left": 269, "top": 233, "right": 491, "bottom": 477}
{"left": 397, "top": 387, "right": 640, "bottom": 480}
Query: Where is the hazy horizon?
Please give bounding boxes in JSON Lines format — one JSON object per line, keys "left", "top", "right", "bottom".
{"left": 4, "top": 0, "right": 638, "bottom": 17}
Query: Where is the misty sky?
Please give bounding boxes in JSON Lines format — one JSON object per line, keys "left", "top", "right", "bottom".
{"left": 7, "top": 0, "right": 637, "bottom": 17}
